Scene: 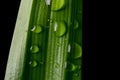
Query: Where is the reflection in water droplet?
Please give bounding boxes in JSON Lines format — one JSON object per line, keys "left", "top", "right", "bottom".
{"left": 51, "top": 0, "right": 65, "bottom": 11}
{"left": 31, "top": 25, "right": 42, "bottom": 33}
{"left": 29, "top": 60, "right": 38, "bottom": 67}
{"left": 30, "top": 45, "right": 39, "bottom": 53}
{"left": 73, "top": 43, "right": 82, "bottom": 59}
{"left": 53, "top": 21, "right": 66, "bottom": 37}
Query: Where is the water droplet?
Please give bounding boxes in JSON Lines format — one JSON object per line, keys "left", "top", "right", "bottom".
{"left": 29, "top": 60, "right": 38, "bottom": 67}
{"left": 68, "top": 44, "right": 71, "bottom": 53}
{"left": 55, "top": 63, "right": 60, "bottom": 68}
{"left": 73, "top": 43, "right": 82, "bottom": 59}
{"left": 53, "top": 21, "right": 66, "bottom": 37}
{"left": 30, "top": 45, "right": 39, "bottom": 53}
{"left": 31, "top": 25, "right": 42, "bottom": 33}
{"left": 45, "top": 0, "right": 51, "bottom": 5}
{"left": 74, "top": 20, "right": 79, "bottom": 29}
{"left": 66, "top": 62, "right": 77, "bottom": 71}
{"left": 51, "top": 0, "right": 65, "bottom": 11}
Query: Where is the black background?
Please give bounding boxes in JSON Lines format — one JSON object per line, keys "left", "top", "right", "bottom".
{"left": 0, "top": 0, "right": 21, "bottom": 79}
{"left": 0, "top": 0, "right": 94, "bottom": 80}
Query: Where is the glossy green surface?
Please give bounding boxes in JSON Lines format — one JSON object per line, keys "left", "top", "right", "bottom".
{"left": 5, "top": 0, "right": 82, "bottom": 80}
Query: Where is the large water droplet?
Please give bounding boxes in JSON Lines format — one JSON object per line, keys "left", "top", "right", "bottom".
{"left": 73, "top": 43, "right": 82, "bottom": 59}
{"left": 30, "top": 45, "right": 39, "bottom": 53}
{"left": 53, "top": 21, "right": 66, "bottom": 37}
{"left": 51, "top": 0, "right": 65, "bottom": 11}
{"left": 74, "top": 20, "right": 79, "bottom": 29}
{"left": 66, "top": 62, "right": 77, "bottom": 71}
{"left": 29, "top": 60, "right": 38, "bottom": 67}
{"left": 31, "top": 25, "right": 42, "bottom": 33}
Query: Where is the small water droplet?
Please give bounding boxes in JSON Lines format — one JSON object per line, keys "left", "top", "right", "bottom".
{"left": 53, "top": 21, "right": 66, "bottom": 37}
{"left": 30, "top": 45, "right": 39, "bottom": 53}
{"left": 66, "top": 62, "right": 77, "bottom": 71}
{"left": 73, "top": 43, "right": 82, "bottom": 59}
{"left": 68, "top": 44, "right": 71, "bottom": 53}
{"left": 31, "top": 25, "right": 42, "bottom": 33}
{"left": 74, "top": 20, "right": 79, "bottom": 29}
{"left": 29, "top": 60, "right": 38, "bottom": 67}
{"left": 51, "top": 0, "right": 65, "bottom": 11}
{"left": 55, "top": 63, "right": 60, "bottom": 68}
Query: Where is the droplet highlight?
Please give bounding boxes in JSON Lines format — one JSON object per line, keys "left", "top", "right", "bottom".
{"left": 30, "top": 45, "right": 39, "bottom": 53}
{"left": 29, "top": 60, "right": 38, "bottom": 67}
{"left": 68, "top": 44, "right": 71, "bottom": 53}
{"left": 53, "top": 21, "right": 66, "bottom": 37}
{"left": 73, "top": 43, "right": 82, "bottom": 59}
{"left": 45, "top": 0, "right": 51, "bottom": 5}
{"left": 51, "top": 0, "right": 65, "bottom": 11}
{"left": 31, "top": 25, "right": 42, "bottom": 33}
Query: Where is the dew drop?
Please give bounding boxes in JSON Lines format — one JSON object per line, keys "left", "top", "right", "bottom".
{"left": 53, "top": 21, "right": 66, "bottom": 37}
{"left": 74, "top": 20, "right": 79, "bottom": 29}
{"left": 29, "top": 60, "right": 38, "bottom": 67}
{"left": 31, "top": 25, "right": 42, "bottom": 33}
{"left": 73, "top": 43, "right": 82, "bottom": 59}
{"left": 30, "top": 45, "right": 39, "bottom": 53}
{"left": 66, "top": 62, "right": 77, "bottom": 71}
{"left": 51, "top": 0, "right": 65, "bottom": 11}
